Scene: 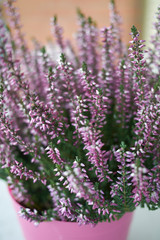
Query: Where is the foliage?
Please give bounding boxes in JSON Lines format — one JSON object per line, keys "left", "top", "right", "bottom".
{"left": 0, "top": 0, "right": 160, "bottom": 224}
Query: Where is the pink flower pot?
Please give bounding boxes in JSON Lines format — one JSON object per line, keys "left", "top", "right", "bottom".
{"left": 9, "top": 188, "right": 133, "bottom": 240}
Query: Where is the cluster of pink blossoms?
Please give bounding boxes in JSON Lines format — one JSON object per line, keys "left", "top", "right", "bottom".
{"left": 0, "top": 0, "right": 159, "bottom": 224}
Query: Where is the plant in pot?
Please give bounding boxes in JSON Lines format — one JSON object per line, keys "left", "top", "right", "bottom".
{"left": 0, "top": 0, "right": 160, "bottom": 240}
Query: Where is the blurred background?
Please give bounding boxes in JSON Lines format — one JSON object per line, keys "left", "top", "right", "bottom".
{"left": 0, "top": 0, "right": 159, "bottom": 47}
{"left": 0, "top": 0, "right": 160, "bottom": 239}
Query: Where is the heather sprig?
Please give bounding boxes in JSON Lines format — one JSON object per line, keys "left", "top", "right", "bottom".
{"left": 0, "top": 0, "right": 159, "bottom": 225}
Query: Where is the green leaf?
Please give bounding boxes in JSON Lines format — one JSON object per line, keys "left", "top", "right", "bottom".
{"left": 82, "top": 61, "right": 88, "bottom": 72}
{"left": 48, "top": 66, "right": 53, "bottom": 75}
{"left": 136, "top": 158, "right": 141, "bottom": 168}
{"left": 77, "top": 8, "right": 85, "bottom": 19}
{"left": 40, "top": 46, "right": 46, "bottom": 54}
{"left": 120, "top": 141, "right": 126, "bottom": 150}
{"left": 97, "top": 88, "right": 103, "bottom": 96}
{"left": 0, "top": 167, "right": 8, "bottom": 181}
{"left": 60, "top": 53, "right": 66, "bottom": 63}
{"left": 131, "top": 25, "right": 138, "bottom": 37}
{"left": 120, "top": 84, "right": 124, "bottom": 93}
{"left": 110, "top": 0, "right": 115, "bottom": 5}
{"left": 53, "top": 15, "right": 57, "bottom": 24}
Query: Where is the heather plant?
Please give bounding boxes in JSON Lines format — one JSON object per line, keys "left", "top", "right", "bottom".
{"left": 0, "top": 0, "right": 160, "bottom": 225}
